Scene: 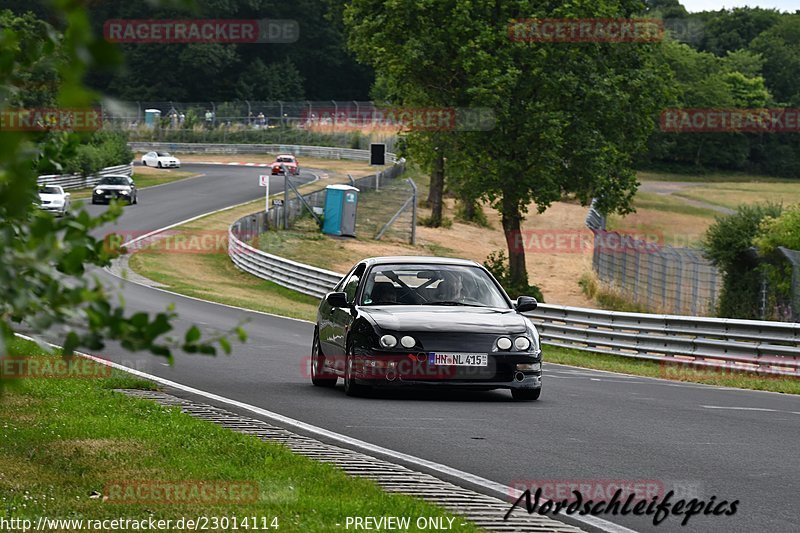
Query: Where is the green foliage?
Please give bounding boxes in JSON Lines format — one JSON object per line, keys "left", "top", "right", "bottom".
{"left": 483, "top": 250, "right": 544, "bottom": 303}
{"left": 703, "top": 202, "right": 783, "bottom": 318}
{"left": 42, "top": 130, "right": 133, "bottom": 175}
{"left": 755, "top": 205, "right": 800, "bottom": 253}
{"left": 753, "top": 205, "right": 800, "bottom": 304}
{"left": 0, "top": 2, "right": 242, "bottom": 370}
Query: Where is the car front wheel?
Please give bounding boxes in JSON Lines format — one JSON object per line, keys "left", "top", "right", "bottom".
{"left": 511, "top": 388, "right": 541, "bottom": 401}
{"left": 343, "top": 351, "right": 369, "bottom": 397}
{"left": 157, "top": 161, "right": 162, "bottom": 168}
{"left": 310, "top": 333, "right": 337, "bottom": 388}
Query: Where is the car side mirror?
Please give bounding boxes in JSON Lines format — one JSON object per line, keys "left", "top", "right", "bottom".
{"left": 326, "top": 291, "right": 350, "bottom": 308}
{"left": 515, "top": 296, "right": 538, "bottom": 313}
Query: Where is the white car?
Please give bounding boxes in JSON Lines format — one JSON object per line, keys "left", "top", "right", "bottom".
{"left": 141, "top": 151, "right": 181, "bottom": 168}
{"left": 38, "top": 185, "right": 71, "bottom": 216}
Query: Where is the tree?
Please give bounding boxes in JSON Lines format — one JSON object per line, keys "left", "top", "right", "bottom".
{"left": 0, "top": 2, "right": 242, "bottom": 373}
{"left": 697, "top": 7, "right": 782, "bottom": 57}
{"left": 750, "top": 15, "right": 800, "bottom": 106}
{"left": 376, "top": 0, "right": 669, "bottom": 293}
{"left": 343, "top": 0, "right": 480, "bottom": 228}
{"left": 703, "top": 203, "right": 783, "bottom": 319}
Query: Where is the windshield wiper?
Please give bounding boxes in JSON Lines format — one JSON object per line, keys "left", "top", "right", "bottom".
{"left": 429, "top": 301, "right": 489, "bottom": 307}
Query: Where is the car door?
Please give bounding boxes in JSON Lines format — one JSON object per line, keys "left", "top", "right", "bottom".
{"left": 328, "top": 263, "right": 365, "bottom": 359}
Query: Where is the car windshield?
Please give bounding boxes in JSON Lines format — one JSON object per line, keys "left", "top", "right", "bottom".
{"left": 39, "top": 187, "right": 61, "bottom": 195}
{"left": 98, "top": 176, "right": 129, "bottom": 186}
{"left": 360, "top": 264, "right": 509, "bottom": 308}
{"left": 276, "top": 156, "right": 294, "bottom": 163}
{"left": 156, "top": 152, "right": 171, "bottom": 156}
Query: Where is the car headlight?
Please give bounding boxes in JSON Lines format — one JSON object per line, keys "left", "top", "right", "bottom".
{"left": 379, "top": 334, "right": 397, "bottom": 348}
{"left": 514, "top": 336, "right": 531, "bottom": 351}
{"left": 120, "top": 190, "right": 130, "bottom": 195}
{"left": 496, "top": 337, "right": 512, "bottom": 350}
{"left": 400, "top": 335, "right": 416, "bottom": 348}
{"left": 95, "top": 189, "right": 104, "bottom": 194}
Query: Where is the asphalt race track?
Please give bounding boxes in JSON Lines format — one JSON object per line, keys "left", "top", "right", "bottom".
{"left": 33, "top": 163, "right": 800, "bottom": 533}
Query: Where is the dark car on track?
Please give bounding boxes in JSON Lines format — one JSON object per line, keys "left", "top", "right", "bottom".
{"left": 91, "top": 174, "right": 138, "bottom": 205}
{"left": 311, "top": 256, "right": 542, "bottom": 400}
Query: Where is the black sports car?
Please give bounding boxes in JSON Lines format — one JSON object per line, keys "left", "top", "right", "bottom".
{"left": 311, "top": 256, "right": 542, "bottom": 400}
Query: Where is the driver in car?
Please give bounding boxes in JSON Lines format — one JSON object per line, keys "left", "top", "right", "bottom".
{"left": 436, "top": 270, "right": 466, "bottom": 303}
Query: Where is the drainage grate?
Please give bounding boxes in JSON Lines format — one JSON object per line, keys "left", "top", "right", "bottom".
{"left": 116, "top": 389, "right": 585, "bottom": 533}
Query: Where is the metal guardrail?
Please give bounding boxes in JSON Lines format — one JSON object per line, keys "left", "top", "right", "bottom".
{"left": 228, "top": 225, "right": 342, "bottom": 298}
{"left": 128, "top": 142, "right": 396, "bottom": 163}
{"left": 525, "top": 304, "right": 800, "bottom": 376}
{"left": 37, "top": 163, "right": 134, "bottom": 190}
{"left": 228, "top": 231, "right": 800, "bottom": 375}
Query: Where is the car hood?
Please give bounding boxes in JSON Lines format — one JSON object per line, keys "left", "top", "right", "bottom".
{"left": 158, "top": 156, "right": 178, "bottom": 161}
{"left": 39, "top": 193, "right": 64, "bottom": 202}
{"left": 360, "top": 306, "right": 530, "bottom": 334}
{"left": 94, "top": 184, "right": 130, "bottom": 191}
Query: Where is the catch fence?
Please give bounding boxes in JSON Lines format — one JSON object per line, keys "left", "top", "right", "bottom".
{"left": 585, "top": 202, "right": 721, "bottom": 316}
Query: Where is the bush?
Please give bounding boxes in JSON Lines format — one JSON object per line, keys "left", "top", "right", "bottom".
{"left": 703, "top": 202, "right": 783, "bottom": 318}
{"left": 55, "top": 130, "right": 132, "bottom": 176}
{"left": 483, "top": 249, "right": 544, "bottom": 302}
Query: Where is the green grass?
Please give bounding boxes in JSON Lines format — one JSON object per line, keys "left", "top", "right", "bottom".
{"left": 0, "top": 337, "right": 480, "bottom": 532}
{"left": 629, "top": 192, "right": 719, "bottom": 218}
{"left": 128, "top": 252, "right": 321, "bottom": 322}
{"left": 672, "top": 182, "right": 800, "bottom": 211}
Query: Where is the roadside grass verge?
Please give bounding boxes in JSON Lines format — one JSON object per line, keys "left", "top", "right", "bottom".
{"left": 0, "top": 337, "right": 479, "bottom": 532}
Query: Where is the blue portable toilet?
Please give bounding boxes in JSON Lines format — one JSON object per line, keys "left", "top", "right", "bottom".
{"left": 322, "top": 184, "right": 359, "bottom": 237}
{"left": 144, "top": 109, "right": 161, "bottom": 129}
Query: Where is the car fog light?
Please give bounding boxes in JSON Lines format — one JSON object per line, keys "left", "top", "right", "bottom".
{"left": 380, "top": 334, "right": 397, "bottom": 348}
{"left": 497, "top": 337, "right": 512, "bottom": 350}
{"left": 516, "top": 363, "right": 541, "bottom": 372}
{"left": 514, "top": 336, "right": 531, "bottom": 351}
{"left": 400, "top": 335, "right": 416, "bottom": 348}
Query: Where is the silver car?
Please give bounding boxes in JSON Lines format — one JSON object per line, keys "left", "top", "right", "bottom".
{"left": 38, "top": 185, "right": 71, "bottom": 216}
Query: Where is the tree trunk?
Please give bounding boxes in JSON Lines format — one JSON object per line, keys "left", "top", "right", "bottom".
{"left": 428, "top": 149, "right": 444, "bottom": 227}
{"left": 501, "top": 196, "right": 528, "bottom": 295}
{"left": 459, "top": 189, "right": 476, "bottom": 221}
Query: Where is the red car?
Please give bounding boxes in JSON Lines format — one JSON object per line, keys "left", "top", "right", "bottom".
{"left": 271, "top": 154, "right": 299, "bottom": 175}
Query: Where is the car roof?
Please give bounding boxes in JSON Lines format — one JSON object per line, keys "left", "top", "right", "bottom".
{"left": 361, "top": 256, "right": 481, "bottom": 267}
{"left": 276, "top": 154, "right": 295, "bottom": 158}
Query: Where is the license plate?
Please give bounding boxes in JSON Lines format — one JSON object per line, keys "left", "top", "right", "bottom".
{"left": 428, "top": 352, "right": 487, "bottom": 367}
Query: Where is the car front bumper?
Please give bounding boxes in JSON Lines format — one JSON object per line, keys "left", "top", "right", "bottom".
{"left": 349, "top": 351, "right": 542, "bottom": 391}
{"left": 93, "top": 191, "right": 131, "bottom": 203}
